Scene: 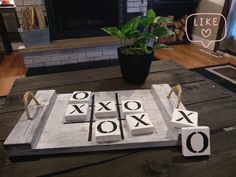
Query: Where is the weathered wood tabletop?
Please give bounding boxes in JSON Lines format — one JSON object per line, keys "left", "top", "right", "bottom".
{"left": 1, "top": 60, "right": 236, "bottom": 177}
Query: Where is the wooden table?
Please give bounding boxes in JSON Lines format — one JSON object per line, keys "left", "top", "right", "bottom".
{"left": 1, "top": 60, "right": 236, "bottom": 177}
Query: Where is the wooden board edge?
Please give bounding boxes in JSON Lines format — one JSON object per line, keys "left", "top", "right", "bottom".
{"left": 7, "top": 139, "right": 181, "bottom": 157}
{"left": 3, "top": 90, "right": 57, "bottom": 151}
{"left": 151, "top": 84, "right": 186, "bottom": 139}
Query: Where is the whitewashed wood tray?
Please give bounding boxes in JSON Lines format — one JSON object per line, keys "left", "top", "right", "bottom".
{"left": 4, "top": 84, "right": 186, "bottom": 157}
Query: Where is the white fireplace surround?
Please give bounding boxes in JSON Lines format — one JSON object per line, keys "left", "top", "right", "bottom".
{"left": 14, "top": 0, "right": 148, "bottom": 68}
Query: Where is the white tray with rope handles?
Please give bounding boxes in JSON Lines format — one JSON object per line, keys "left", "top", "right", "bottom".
{"left": 4, "top": 84, "right": 186, "bottom": 157}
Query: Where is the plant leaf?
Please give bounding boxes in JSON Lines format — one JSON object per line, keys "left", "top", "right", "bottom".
{"left": 154, "top": 17, "right": 170, "bottom": 25}
{"left": 121, "top": 16, "right": 141, "bottom": 37}
{"left": 154, "top": 43, "right": 169, "bottom": 49}
{"left": 101, "top": 27, "right": 124, "bottom": 39}
{"left": 143, "top": 32, "right": 156, "bottom": 39}
{"left": 133, "top": 37, "right": 147, "bottom": 47}
{"left": 152, "top": 27, "right": 169, "bottom": 37}
{"left": 140, "top": 17, "right": 153, "bottom": 29}
{"left": 129, "top": 30, "right": 142, "bottom": 38}
{"left": 147, "top": 9, "right": 156, "bottom": 19}
{"left": 102, "top": 9, "right": 173, "bottom": 55}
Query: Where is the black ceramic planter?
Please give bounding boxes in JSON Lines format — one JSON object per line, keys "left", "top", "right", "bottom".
{"left": 117, "top": 47, "right": 153, "bottom": 84}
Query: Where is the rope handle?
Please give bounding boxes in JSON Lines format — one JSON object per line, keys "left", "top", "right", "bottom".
{"left": 23, "top": 91, "right": 41, "bottom": 120}
{"left": 167, "top": 84, "right": 182, "bottom": 109}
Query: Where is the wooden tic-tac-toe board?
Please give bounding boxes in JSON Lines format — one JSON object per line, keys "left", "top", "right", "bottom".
{"left": 4, "top": 84, "right": 187, "bottom": 157}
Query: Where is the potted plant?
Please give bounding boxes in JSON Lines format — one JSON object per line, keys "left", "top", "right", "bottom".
{"left": 102, "top": 9, "right": 173, "bottom": 84}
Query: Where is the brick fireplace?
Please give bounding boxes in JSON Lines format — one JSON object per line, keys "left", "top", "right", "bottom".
{"left": 14, "top": 0, "right": 148, "bottom": 68}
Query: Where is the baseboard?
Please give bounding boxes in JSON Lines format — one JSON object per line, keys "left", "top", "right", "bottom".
{"left": 217, "top": 51, "right": 236, "bottom": 60}
{"left": 26, "top": 59, "right": 120, "bottom": 77}
{"left": 200, "top": 49, "right": 223, "bottom": 58}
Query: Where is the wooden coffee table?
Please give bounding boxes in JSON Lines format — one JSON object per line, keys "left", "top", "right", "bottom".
{"left": 0, "top": 60, "right": 236, "bottom": 177}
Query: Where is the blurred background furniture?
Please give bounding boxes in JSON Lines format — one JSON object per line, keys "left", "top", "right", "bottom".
{"left": 0, "top": 5, "right": 20, "bottom": 54}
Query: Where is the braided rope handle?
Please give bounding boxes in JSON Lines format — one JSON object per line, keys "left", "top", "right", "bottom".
{"left": 167, "top": 84, "right": 182, "bottom": 109}
{"left": 23, "top": 91, "right": 41, "bottom": 120}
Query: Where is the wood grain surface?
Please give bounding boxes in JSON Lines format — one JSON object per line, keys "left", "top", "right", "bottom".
{"left": 0, "top": 60, "right": 236, "bottom": 177}
{"left": 4, "top": 90, "right": 56, "bottom": 151}
{"left": 4, "top": 86, "right": 184, "bottom": 156}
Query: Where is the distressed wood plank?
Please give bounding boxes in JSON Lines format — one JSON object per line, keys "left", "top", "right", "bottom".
{"left": 0, "top": 90, "right": 39, "bottom": 114}
{"left": 2, "top": 129, "right": 236, "bottom": 177}
{"left": 0, "top": 68, "right": 204, "bottom": 114}
{"left": 0, "top": 97, "right": 5, "bottom": 110}
{"left": 187, "top": 98, "right": 236, "bottom": 131}
{"left": 6, "top": 87, "right": 180, "bottom": 156}
{"left": 11, "top": 60, "right": 183, "bottom": 93}
{"left": 0, "top": 111, "right": 23, "bottom": 140}
{"left": 4, "top": 90, "right": 56, "bottom": 150}
{"left": 151, "top": 84, "right": 186, "bottom": 139}
{"left": 181, "top": 80, "right": 235, "bottom": 105}
{"left": 40, "top": 129, "right": 236, "bottom": 177}
{"left": 53, "top": 68, "right": 204, "bottom": 93}
{"left": 1, "top": 60, "right": 236, "bottom": 176}
{"left": 0, "top": 146, "right": 132, "bottom": 177}
{"left": 2, "top": 97, "right": 235, "bottom": 146}
{"left": 2, "top": 76, "right": 230, "bottom": 116}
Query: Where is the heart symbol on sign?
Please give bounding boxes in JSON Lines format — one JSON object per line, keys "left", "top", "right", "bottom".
{"left": 201, "top": 29, "right": 211, "bottom": 38}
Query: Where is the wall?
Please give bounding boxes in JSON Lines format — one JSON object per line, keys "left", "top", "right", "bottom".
{"left": 127, "top": 0, "right": 148, "bottom": 14}
{"left": 192, "top": 0, "right": 225, "bottom": 50}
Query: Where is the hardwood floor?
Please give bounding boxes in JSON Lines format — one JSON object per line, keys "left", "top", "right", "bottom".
{"left": 155, "top": 44, "right": 236, "bottom": 68}
{"left": 0, "top": 52, "right": 26, "bottom": 96}
{"left": 0, "top": 43, "right": 236, "bottom": 96}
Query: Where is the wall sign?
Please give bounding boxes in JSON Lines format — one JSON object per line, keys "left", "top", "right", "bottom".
{"left": 185, "top": 13, "right": 227, "bottom": 48}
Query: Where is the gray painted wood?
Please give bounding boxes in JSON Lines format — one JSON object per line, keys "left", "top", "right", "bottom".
{"left": 151, "top": 84, "right": 186, "bottom": 139}
{"left": 4, "top": 90, "right": 56, "bottom": 150}
{"left": 4, "top": 85, "right": 184, "bottom": 156}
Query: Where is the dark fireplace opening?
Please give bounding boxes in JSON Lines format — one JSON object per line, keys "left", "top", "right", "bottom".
{"left": 45, "top": 0, "right": 125, "bottom": 40}
{"left": 45, "top": 0, "right": 200, "bottom": 42}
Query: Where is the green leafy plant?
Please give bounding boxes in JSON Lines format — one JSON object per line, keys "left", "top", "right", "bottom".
{"left": 101, "top": 9, "right": 174, "bottom": 55}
